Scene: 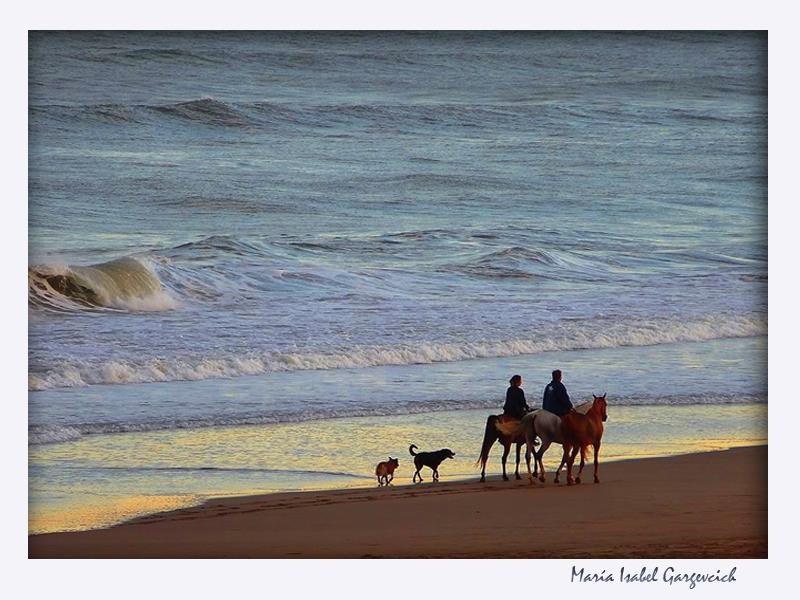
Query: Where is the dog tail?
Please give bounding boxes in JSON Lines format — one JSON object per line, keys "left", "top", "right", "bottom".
{"left": 409, "top": 444, "right": 418, "bottom": 456}
{"left": 475, "top": 415, "right": 499, "bottom": 468}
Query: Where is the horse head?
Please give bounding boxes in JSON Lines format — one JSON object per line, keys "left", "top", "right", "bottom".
{"left": 592, "top": 393, "right": 608, "bottom": 422}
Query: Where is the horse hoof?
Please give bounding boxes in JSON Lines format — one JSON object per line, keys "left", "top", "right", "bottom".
{"left": 594, "top": 478, "right": 600, "bottom": 484}
{"left": 515, "top": 475, "right": 521, "bottom": 480}
{"left": 539, "top": 476, "right": 545, "bottom": 483}
{"left": 567, "top": 480, "right": 574, "bottom": 486}
{"left": 502, "top": 475, "right": 509, "bottom": 481}
{"left": 479, "top": 477, "right": 485, "bottom": 483}
{"left": 575, "top": 477, "right": 581, "bottom": 484}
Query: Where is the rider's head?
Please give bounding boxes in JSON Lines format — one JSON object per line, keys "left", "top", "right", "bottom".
{"left": 509, "top": 374, "right": 522, "bottom": 387}
{"left": 552, "top": 369, "right": 562, "bottom": 382}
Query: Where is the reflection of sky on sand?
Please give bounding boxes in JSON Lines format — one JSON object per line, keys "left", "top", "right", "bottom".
{"left": 29, "top": 403, "right": 766, "bottom": 534}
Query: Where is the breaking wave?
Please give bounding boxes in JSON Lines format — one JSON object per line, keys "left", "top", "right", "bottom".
{"left": 28, "top": 257, "right": 178, "bottom": 312}
{"left": 28, "top": 312, "right": 765, "bottom": 391}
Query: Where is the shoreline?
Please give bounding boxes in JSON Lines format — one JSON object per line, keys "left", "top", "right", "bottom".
{"left": 29, "top": 445, "right": 767, "bottom": 558}
{"left": 29, "top": 401, "right": 767, "bottom": 534}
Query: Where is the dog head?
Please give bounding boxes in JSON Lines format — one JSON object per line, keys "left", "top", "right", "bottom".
{"left": 441, "top": 449, "right": 455, "bottom": 460}
{"left": 388, "top": 457, "right": 399, "bottom": 469}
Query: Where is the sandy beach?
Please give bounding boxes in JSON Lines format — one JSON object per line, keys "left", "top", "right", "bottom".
{"left": 29, "top": 445, "right": 766, "bottom": 558}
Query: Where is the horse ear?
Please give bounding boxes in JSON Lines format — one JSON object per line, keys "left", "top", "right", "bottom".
{"left": 602, "top": 392, "right": 607, "bottom": 399}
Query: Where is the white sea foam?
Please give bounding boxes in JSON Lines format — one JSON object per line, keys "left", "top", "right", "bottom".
{"left": 28, "top": 313, "right": 766, "bottom": 391}
{"left": 28, "top": 257, "right": 179, "bottom": 312}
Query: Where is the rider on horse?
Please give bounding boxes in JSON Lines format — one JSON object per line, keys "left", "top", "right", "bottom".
{"left": 503, "top": 374, "right": 531, "bottom": 420}
{"left": 542, "top": 369, "right": 573, "bottom": 416}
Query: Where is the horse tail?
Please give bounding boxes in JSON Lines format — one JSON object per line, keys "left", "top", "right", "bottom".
{"left": 409, "top": 444, "right": 418, "bottom": 456}
{"left": 475, "top": 415, "right": 499, "bottom": 468}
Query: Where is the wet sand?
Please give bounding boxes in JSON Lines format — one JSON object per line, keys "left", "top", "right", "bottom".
{"left": 29, "top": 445, "right": 766, "bottom": 558}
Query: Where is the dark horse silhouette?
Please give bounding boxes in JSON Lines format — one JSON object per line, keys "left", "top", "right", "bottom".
{"left": 475, "top": 414, "right": 535, "bottom": 482}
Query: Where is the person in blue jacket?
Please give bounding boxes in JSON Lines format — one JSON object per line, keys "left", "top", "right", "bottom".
{"left": 542, "top": 369, "right": 574, "bottom": 416}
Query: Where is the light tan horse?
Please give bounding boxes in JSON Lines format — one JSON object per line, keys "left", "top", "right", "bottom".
{"left": 561, "top": 394, "right": 608, "bottom": 485}
{"left": 520, "top": 400, "right": 593, "bottom": 484}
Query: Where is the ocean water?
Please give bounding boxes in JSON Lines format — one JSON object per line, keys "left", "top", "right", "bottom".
{"left": 28, "top": 32, "right": 767, "bottom": 532}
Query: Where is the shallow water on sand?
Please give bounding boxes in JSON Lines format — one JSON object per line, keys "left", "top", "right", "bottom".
{"left": 29, "top": 402, "right": 766, "bottom": 534}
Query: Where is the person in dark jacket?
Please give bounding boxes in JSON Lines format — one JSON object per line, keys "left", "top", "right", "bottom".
{"left": 503, "top": 374, "right": 531, "bottom": 420}
{"left": 542, "top": 369, "right": 573, "bottom": 416}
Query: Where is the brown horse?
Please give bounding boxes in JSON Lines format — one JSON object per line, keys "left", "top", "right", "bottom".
{"left": 476, "top": 414, "right": 534, "bottom": 482}
{"left": 560, "top": 394, "right": 608, "bottom": 485}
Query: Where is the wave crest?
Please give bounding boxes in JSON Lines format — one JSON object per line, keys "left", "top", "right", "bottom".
{"left": 150, "top": 98, "right": 254, "bottom": 127}
{"left": 28, "top": 313, "right": 766, "bottom": 391}
{"left": 29, "top": 257, "right": 178, "bottom": 312}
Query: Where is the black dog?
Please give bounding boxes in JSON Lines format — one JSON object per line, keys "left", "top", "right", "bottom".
{"left": 409, "top": 444, "right": 455, "bottom": 482}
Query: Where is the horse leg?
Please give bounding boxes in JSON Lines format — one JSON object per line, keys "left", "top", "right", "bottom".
{"left": 555, "top": 455, "right": 564, "bottom": 484}
{"left": 575, "top": 447, "right": 586, "bottom": 484}
{"left": 501, "top": 442, "right": 511, "bottom": 481}
{"left": 560, "top": 445, "right": 570, "bottom": 484}
{"left": 537, "top": 440, "right": 552, "bottom": 483}
{"left": 514, "top": 442, "right": 522, "bottom": 480}
{"left": 554, "top": 444, "right": 566, "bottom": 484}
{"left": 594, "top": 441, "right": 601, "bottom": 484}
{"left": 524, "top": 432, "right": 535, "bottom": 483}
{"left": 569, "top": 446, "right": 581, "bottom": 483}
{"left": 567, "top": 446, "right": 580, "bottom": 485}
{"left": 524, "top": 439, "right": 535, "bottom": 484}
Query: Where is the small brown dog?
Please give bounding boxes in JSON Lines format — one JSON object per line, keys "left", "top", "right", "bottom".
{"left": 375, "top": 457, "right": 400, "bottom": 486}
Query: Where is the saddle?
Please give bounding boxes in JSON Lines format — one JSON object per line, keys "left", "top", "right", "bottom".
{"left": 497, "top": 413, "right": 521, "bottom": 425}
{"left": 494, "top": 413, "right": 524, "bottom": 437}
